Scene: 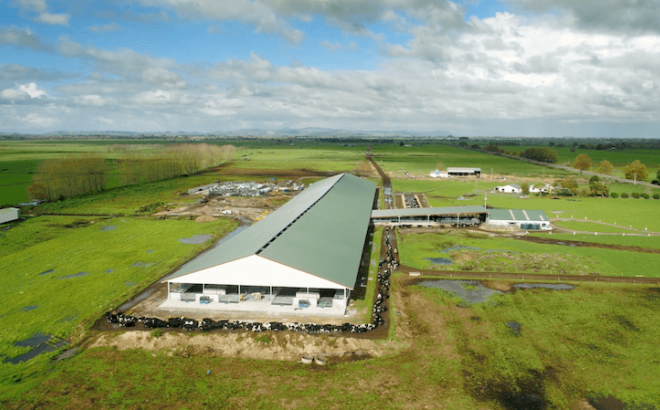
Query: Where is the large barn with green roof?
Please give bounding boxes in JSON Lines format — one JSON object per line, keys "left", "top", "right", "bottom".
{"left": 162, "top": 173, "right": 377, "bottom": 316}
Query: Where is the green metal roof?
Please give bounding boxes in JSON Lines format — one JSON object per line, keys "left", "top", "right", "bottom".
{"left": 487, "top": 209, "right": 549, "bottom": 222}
{"left": 371, "top": 206, "right": 488, "bottom": 219}
{"left": 168, "top": 173, "right": 376, "bottom": 289}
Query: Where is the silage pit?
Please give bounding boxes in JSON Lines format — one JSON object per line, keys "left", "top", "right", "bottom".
{"left": 3, "top": 333, "right": 69, "bottom": 364}
{"left": 419, "top": 280, "right": 503, "bottom": 305}
{"left": 179, "top": 234, "right": 213, "bottom": 244}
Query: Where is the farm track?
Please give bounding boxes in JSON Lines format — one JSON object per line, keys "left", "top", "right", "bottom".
{"left": 397, "top": 265, "right": 660, "bottom": 284}
{"left": 516, "top": 235, "right": 660, "bottom": 254}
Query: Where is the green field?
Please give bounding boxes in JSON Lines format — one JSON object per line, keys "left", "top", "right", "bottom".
{"left": 553, "top": 220, "right": 645, "bottom": 233}
{"left": 3, "top": 281, "right": 660, "bottom": 409}
{"left": 371, "top": 144, "right": 571, "bottom": 178}
{"left": 530, "top": 232, "right": 660, "bottom": 249}
{"left": 3, "top": 139, "right": 660, "bottom": 409}
{"left": 0, "top": 215, "right": 238, "bottom": 399}
{"left": 397, "top": 231, "right": 660, "bottom": 277}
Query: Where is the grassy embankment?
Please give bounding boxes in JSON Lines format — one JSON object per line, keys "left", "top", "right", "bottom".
{"left": 397, "top": 231, "right": 660, "bottom": 277}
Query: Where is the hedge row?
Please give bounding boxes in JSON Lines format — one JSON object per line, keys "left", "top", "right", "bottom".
{"left": 611, "top": 192, "right": 660, "bottom": 199}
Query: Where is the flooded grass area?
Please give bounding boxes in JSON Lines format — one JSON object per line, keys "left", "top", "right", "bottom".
{"left": 418, "top": 279, "right": 502, "bottom": 304}
{"left": 412, "top": 280, "right": 660, "bottom": 409}
{"left": 3, "top": 333, "right": 69, "bottom": 365}
{"left": 398, "top": 230, "right": 660, "bottom": 277}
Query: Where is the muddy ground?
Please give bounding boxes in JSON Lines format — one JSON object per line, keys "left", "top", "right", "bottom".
{"left": 517, "top": 235, "right": 660, "bottom": 254}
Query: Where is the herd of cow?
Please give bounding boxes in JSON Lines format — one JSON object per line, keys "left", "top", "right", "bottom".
{"left": 104, "top": 229, "right": 399, "bottom": 336}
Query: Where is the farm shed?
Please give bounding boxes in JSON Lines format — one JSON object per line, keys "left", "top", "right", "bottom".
{"left": 371, "top": 206, "right": 488, "bottom": 226}
{"left": 429, "top": 170, "right": 450, "bottom": 178}
{"left": 447, "top": 167, "right": 481, "bottom": 177}
{"left": 163, "top": 173, "right": 377, "bottom": 316}
{"left": 530, "top": 183, "right": 553, "bottom": 194}
{"left": 0, "top": 207, "right": 19, "bottom": 224}
{"left": 494, "top": 184, "right": 522, "bottom": 194}
{"left": 487, "top": 209, "right": 551, "bottom": 230}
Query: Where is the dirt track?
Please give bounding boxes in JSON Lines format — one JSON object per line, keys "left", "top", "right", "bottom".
{"left": 397, "top": 265, "right": 660, "bottom": 284}
{"left": 516, "top": 235, "right": 660, "bottom": 254}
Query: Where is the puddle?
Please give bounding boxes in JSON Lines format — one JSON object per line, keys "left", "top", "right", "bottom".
{"left": 588, "top": 396, "right": 625, "bottom": 410}
{"left": 179, "top": 234, "right": 213, "bottom": 244}
{"left": 23, "top": 305, "right": 39, "bottom": 312}
{"left": 4, "top": 333, "right": 70, "bottom": 364}
{"left": 100, "top": 225, "right": 116, "bottom": 232}
{"left": 131, "top": 262, "right": 158, "bottom": 268}
{"left": 146, "top": 250, "right": 154, "bottom": 253}
{"left": 106, "top": 269, "right": 114, "bottom": 273}
{"left": 59, "top": 315, "right": 77, "bottom": 322}
{"left": 124, "top": 281, "right": 136, "bottom": 286}
{"left": 501, "top": 391, "right": 543, "bottom": 410}
{"left": 425, "top": 257, "right": 453, "bottom": 265}
{"left": 506, "top": 321, "right": 522, "bottom": 336}
{"left": 56, "top": 347, "right": 79, "bottom": 362}
{"left": 117, "top": 289, "right": 154, "bottom": 311}
{"left": 38, "top": 268, "right": 55, "bottom": 276}
{"left": 419, "top": 280, "right": 502, "bottom": 304}
{"left": 514, "top": 284, "right": 575, "bottom": 291}
{"left": 58, "top": 272, "right": 88, "bottom": 280}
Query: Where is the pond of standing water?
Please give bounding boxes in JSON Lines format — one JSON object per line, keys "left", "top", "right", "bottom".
{"left": 419, "top": 280, "right": 502, "bottom": 304}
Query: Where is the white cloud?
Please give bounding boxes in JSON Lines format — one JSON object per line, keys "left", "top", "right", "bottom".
{"left": 11, "top": 0, "right": 70, "bottom": 25}
{"left": 18, "top": 82, "right": 48, "bottom": 98}
{"left": 132, "top": 89, "right": 177, "bottom": 105}
{"left": 73, "top": 94, "right": 112, "bottom": 106}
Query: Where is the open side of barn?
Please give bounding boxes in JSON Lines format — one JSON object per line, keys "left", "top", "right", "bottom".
{"left": 162, "top": 173, "right": 377, "bottom": 317}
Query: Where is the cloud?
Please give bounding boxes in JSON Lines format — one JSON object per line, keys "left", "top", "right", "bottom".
{"left": 19, "top": 82, "right": 48, "bottom": 98}
{"left": 73, "top": 94, "right": 113, "bottom": 106}
{"left": 131, "top": 0, "right": 304, "bottom": 43}
{"left": 132, "top": 89, "right": 177, "bottom": 105}
{"left": 504, "top": 0, "right": 660, "bottom": 35}
{"left": 321, "top": 41, "right": 341, "bottom": 53}
{"left": 10, "top": 0, "right": 70, "bottom": 26}
{"left": 88, "top": 23, "right": 121, "bottom": 33}
{"left": 0, "top": 28, "right": 53, "bottom": 52}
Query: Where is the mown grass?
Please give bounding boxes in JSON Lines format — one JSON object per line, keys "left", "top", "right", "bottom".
{"left": 232, "top": 146, "right": 367, "bottom": 172}
{"left": 0, "top": 216, "right": 237, "bottom": 399}
{"left": 398, "top": 231, "right": 660, "bottom": 277}
{"left": 554, "top": 220, "right": 651, "bottom": 233}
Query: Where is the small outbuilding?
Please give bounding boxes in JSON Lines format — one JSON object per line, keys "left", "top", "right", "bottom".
{"left": 0, "top": 207, "right": 19, "bottom": 224}
{"left": 530, "top": 183, "right": 553, "bottom": 194}
{"left": 494, "top": 184, "right": 522, "bottom": 194}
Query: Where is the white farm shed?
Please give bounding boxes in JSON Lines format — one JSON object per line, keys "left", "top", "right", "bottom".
{"left": 494, "top": 184, "right": 522, "bottom": 194}
{"left": 163, "top": 173, "right": 377, "bottom": 315}
{"left": 0, "top": 208, "right": 19, "bottom": 224}
{"left": 430, "top": 170, "right": 450, "bottom": 178}
{"left": 530, "top": 183, "right": 553, "bottom": 194}
{"left": 487, "top": 209, "right": 551, "bottom": 230}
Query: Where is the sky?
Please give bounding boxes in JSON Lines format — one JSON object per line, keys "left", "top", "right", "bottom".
{"left": 1, "top": 0, "right": 659, "bottom": 137}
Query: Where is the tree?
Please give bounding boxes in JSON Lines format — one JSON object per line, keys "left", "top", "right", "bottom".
{"left": 520, "top": 147, "right": 558, "bottom": 163}
{"left": 598, "top": 160, "right": 614, "bottom": 175}
{"left": 623, "top": 160, "right": 648, "bottom": 181}
{"left": 520, "top": 182, "right": 530, "bottom": 195}
{"left": 573, "top": 154, "right": 591, "bottom": 170}
{"left": 589, "top": 180, "right": 609, "bottom": 197}
{"left": 656, "top": 166, "right": 660, "bottom": 181}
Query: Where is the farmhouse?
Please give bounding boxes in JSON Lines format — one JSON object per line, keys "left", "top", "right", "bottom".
{"left": 0, "top": 207, "right": 19, "bottom": 224}
{"left": 447, "top": 167, "right": 481, "bottom": 177}
{"left": 494, "top": 184, "right": 522, "bottom": 194}
{"left": 530, "top": 183, "right": 553, "bottom": 194}
{"left": 162, "top": 173, "right": 376, "bottom": 316}
{"left": 486, "top": 209, "right": 551, "bottom": 230}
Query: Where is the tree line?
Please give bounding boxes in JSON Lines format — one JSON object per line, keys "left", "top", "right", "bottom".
{"left": 28, "top": 143, "right": 234, "bottom": 202}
